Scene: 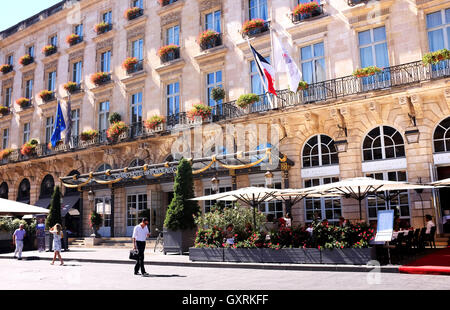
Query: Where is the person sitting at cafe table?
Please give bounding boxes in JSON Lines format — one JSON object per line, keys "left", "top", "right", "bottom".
{"left": 425, "top": 214, "right": 435, "bottom": 234}
{"left": 338, "top": 216, "right": 349, "bottom": 228}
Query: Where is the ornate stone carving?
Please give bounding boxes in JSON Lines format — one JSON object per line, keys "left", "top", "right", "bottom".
{"left": 44, "top": 60, "right": 58, "bottom": 71}
{"left": 96, "top": 38, "right": 114, "bottom": 51}
{"left": 2, "top": 78, "right": 14, "bottom": 88}
{"left": 23, "top": 70, "right": 34, "bottom": 80}
{"left": 69, "top": 49, "right": 84, "bottom": 61}
{"left": 368, "top": 101, "right": 382, "bottom": 124}
{"left": 199, "top": 0, "right": 222, "bottom": 11}
{"left": 409, "top": 94, "right": 423, "bottom": 119}
{"left": 160, "top": 11, "right": 181, "bottom": 27}
{"left": 127, "top": 26, "right": 146, "bottom": 41}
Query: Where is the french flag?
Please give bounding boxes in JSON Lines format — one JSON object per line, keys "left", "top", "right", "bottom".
{"left": 250, "top": 44, "right": 277, "bottom": 96}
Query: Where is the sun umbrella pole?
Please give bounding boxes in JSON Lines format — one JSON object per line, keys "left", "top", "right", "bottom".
{"left": 359, "top": 186, "right": 362, "bottom": 221}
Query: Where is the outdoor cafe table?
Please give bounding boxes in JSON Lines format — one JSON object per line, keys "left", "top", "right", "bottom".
{"left": 392, "top": 230, "right": 412, "bottom": 239}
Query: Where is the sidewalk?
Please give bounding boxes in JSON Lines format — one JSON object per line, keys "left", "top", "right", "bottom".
{"left": 0, "top": 247, "right": 400, "bottom": 273}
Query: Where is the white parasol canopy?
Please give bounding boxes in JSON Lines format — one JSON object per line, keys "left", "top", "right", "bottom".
{"left": 431, "top": 178, "right": 450, "bottom": 187}
{"left": 0, "top": 199, "right": 50, "bottom": 215}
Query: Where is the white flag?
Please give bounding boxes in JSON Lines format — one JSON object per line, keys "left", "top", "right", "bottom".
{"left": 273, "top": 34, "right": 302, "bottom": 92}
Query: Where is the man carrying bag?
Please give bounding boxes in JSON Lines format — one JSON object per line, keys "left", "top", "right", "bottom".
{"left": 132, "top": 218, "right": 150, "bottom": 277}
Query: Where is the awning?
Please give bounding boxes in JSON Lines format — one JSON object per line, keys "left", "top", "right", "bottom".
{"left": 61, "top": 195, "right": 80, "bottom": 217}
{"left": 33, "top": 198, "right": 51, "bottom": 209}
{"left": 0, "top": 199, "right": 50, "bottom": 215}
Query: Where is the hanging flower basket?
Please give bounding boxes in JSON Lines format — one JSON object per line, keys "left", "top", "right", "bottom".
{"left": 15, "top": 98, "right": 31, "bottom": 108}
{"left": 0, "top": 106, "right": 10, "bottom": 116}
{"left": 296, "top": 81, "right": 309, "bottom": 92}
{"left": 198, "top": 30, "right": 220, "bottom": 49}
{"left": 236, "top": 93, "right": 260, "bottom": 108}
{"left": 94, "top": 22, "right": 111, "bottom": 35}
{"left": 122, "top": 57, "right": 139, "bottom": 71}
{"left": 242, "top": 19, "right": 265, "bottom": 36}
{"left": 19, "top": 54, "right": 34, "bottom": 66}
{"left": 211, "top": 87, "right": 225, "bottom": 101}
{"left": 0, "top": 64, "right": 13, "bottom": 74}
{"left": 187, "top": 104, "right": 212, "bottom": 121}
{"left": 63, "top": 81, "right": 79, "bottom": 93}
{"left": 80, "top": 130, "right": 99, "bottom": 142}
{"left": 91, "top": 72, "right": 110, "bottom": 85}
{"left": 20, "top": 140, "right": 38, "bottom": 157}
{"left": 422, "top": 49, "right": 450, "bottom": 65}
{"left": 158, "top": 45, "right": 180, "bottom": 58}
{"left": 107, "top": 121, "right": 129, "bottom": 140}
{"left": 38, "top": 90, "right": 54, "bottom": 102}
{"left": 352, "top": 66, "right": 382, "bottom": 78}
{"left": 0, "top": 148, "right": 13, "bottom": 160}
{"left": 125, "top": 7, "right": 142, "bottom": 20}
{"left": 144, "top": 115, "right": 165, "bottom": 130}
{"left": 42, "top": 45, "right": 57, "bottom": 56}
{"left": 293, "top": 1, "right": 320, "bottom": 16}
{"left": 66, "top": 34, "right": 81, "bottom": 46}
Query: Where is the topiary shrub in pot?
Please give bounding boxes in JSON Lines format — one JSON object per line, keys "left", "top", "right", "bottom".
{"left": 108, "top": 112, "right": 122, "bottom": 124}
{"left": 211, "top": 87, "right": 225, "bottom": 102}
{"left": 236, "top": 93, "right": 259, "bottom": 109}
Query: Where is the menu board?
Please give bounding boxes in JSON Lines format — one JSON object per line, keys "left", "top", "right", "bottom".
{"left": 374, "top": 210, "right": 394, "bottom": 242}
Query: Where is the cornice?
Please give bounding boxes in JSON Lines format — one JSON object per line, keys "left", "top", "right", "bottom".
{"left": 0, "top": 113, "right": 13, "bottom": 125}
{"left": 19, "top": 63, "right": 37, "bottom": 74}
{"left": 16, "top": 105, "right": 35, "bottom": 118}
{"left": 66, "top": 41, "right": 87, "bottom": 55}
{"left": 155, "top": 58, "right": 185, "bottom": 76}
{"left": 194, "top": 46, "right": 228, "bottom": 68}
{"left": 89, "top": 80, "right": 115, "bottom": 95}
{"left": 120, "top": 70, "right": 148, "bottom": 86}
{"left": 124, "top": 15, "right": 148, "bottom": 31}
{"left": 157, "top": 0, "right": 185, "bottom": 17}
{"left": 42, "top": 52, "right": 61, "bottom": 65}
{"left": 0, "top": 71, "right": 16, "bottom": 82}
{"left": 92, "top": 29, "right": 117, "bottom": 44}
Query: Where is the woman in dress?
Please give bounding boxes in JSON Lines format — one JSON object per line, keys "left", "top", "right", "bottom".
{"left": 50, "top": 224, "right": 64, "bottom": 265}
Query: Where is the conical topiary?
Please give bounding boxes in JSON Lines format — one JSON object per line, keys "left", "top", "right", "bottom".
{"left": 164, "top": 158, "right": 200, "bottom": 231}
{"left": 45, "top": 186, "right": 62, "bottom": 230}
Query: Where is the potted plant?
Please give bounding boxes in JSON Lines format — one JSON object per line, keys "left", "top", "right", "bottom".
{"left": 236, "top": 93, "right": 259, "bottom": 108}
{"left": 20, "top": 139, "right": 38, "bottom": 156}
{"left": 94, "top": 22, "right": 111, "bottom": 35}
{"left": 211, "top": 87, "right": 225, "bottom": 102}
{"left": 144, "top": 115, "right": 165, "bottom": 130}
{"left": 63, "top": 81, "right": 79, "bottom": 94}
{"left": 107, "top": 121, "right": 128, "bottom": 141}
{"left": 66, "top": 34, "right": 81, "bottom": 46}
{"left": 122, "top": 57, "right": 138, "bottom": 71}
{"left": 197, "top": 30, "right": 221, "bottom": 50}
{"left": 80, "top": 129, "right": 99, "bottom": 141}
{"left": 241, "top": 19, "right": 266, "bottom": 36}
{"left": 422, "top": 48, "right": 450, "bottom": 65}
{"left": 187, "top": 103, "right": 212, "bottom": 121}
{"left": 0, "top": 106, "right": 10, "bottom": 116}
{"left": 19, "top": 54, "right": 34, "bottom": 66}
{"left": 297, "top": 81, "right": 309, "bottom": 92}
{"left": 38, "top": 90, "right": 54, "bottom": 102}
{"left": 0, "top": 148, "right": 13, "bottom": 160}
{"left": 90, "top": 72, "right": 110, "bottom": 86}
{"left": 0, "top": 64, "right": 13, "bottom": 74}
{"left": 47, "top": 141, "right": 63, "bottom": 150}
{"left": 353, "top": 66, "right": 382, "bottom": 78}
{"left": 158, "top": 45, "right": 180, "bottom": 62}
{"left": 164, "top": 158, "right": 200, "bottom": 254}
{"left": 16, "top": 98, "right": 31, "bottom": 109}
{"left": 124, "top": 7, "right": 142, "bottom": 20}
{"left": 89, "top": 210, "right": 103, "bottom": 238}
{"left": 42, "top": 45, "right": 57, "bottom": 56}
{"left": 293, "top": 1, "right": 320, "bottom": 17}
{"left": 109, "top": 112, "right": 122, "bottom": 124}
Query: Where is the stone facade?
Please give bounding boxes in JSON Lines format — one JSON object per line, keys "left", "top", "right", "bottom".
{"left": 0, "top": 0, "right": 449, "bottom": 237}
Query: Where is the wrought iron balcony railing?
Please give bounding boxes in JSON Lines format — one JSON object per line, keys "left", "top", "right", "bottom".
{"left": 160, "top": 47, "right": 180, "bottom": 63}
{"left": 161, "top": 0, "right": 178, "bottom": 7}
{"left": 126, "top": 60, "right": 144, "bottom": 74}
{"left": 292, "top": 4, "right": 324, "bottom": 23}
{"left": 200, "top": 33, "right": 223, "bottom": 51}
{"left": 242, "top": 21, "right": 270, "bottom": 38}
{"left": 127, "top": 8, "right": 144, "bottom": 21}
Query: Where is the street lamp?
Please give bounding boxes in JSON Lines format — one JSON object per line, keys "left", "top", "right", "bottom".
{"left": 405, "top": 128, "right": 420, "bottom": 144}
{"left": 335, "top": 125, "right": 348, "bottom": 153}
{"left": 88, "top": 190, "right": 95, "bottom": 202}
{"left": 265, "top": 171, "right": 273, "bottom": 188}
{"left": 211, "top": 176, "right": 220, "bottom": 194}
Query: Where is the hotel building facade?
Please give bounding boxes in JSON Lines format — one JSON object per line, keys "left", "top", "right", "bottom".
{"left": 0, "top": 0, "right": 449, "bottom": 237}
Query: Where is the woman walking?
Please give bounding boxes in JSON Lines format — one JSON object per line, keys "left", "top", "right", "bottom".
{"left": 50, "top": 224, "right": 64, "bottom": 265}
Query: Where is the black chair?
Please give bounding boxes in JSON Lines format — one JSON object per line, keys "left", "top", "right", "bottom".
{"left": 404, "top": 230, "right": 414, "bottom": 254}
{"left": 423, "top": 226, "right": 437, "bottom": 249}
{"left": 412, "top": 228, "right": 420, "bottom": 249}
{"left": 392, "top": 232, "right": 405, "bottom": 263}
{"left": 418, "top": 227, "right": 427, "bottom": 250}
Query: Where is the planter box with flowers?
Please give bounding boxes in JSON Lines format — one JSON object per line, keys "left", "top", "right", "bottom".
{"left": 19, "top": 54, "right": 34, "bottom": 66}
{"left": 353, "top": 66, "right": 383, "bottom": 78}
{"left": 292, "top": 1, "right": 323, "bottom": 23}
{"left": 80, "top": 130, "right": 99, "bottom": 143}
{"left": 296, "top": 81, "right": 309, "bottom": 92}
{"left": 159, "top": 45, "right": 180, "bottom": 63}
{"left": 16, "top": 98, "right": 32, "bottom": 109}
{"left": 0, "top": 106, "right": 10, "bottom": 116}
{"left": 125, "top": 7, "right": 143, "bottom": 21}
{"left": 242, "top": 19, "right": 269, "bottom": 37}
{"left": 144, "top": 115, "right": 165, "bottom": 133}
{"left": 38, "top": 90, "right": 55, "bottom": 102}
{"left": 236, "top": 93, "right": 260, "bottom": 110}
{"left": 42, "top": 45, "right": 57, "bottom": 57}
{"left": 63, "top": 82, "right": 81, "bottom": 94}
{"left": 107, "top": 121, "right": 129, "bottom": 142}
{"left": 0, "top": 64, "right": 13, "bottom": 75}
{"left": 187, "top": 104, "right": 212, "bottom": 123}
{"left": 0, "top": 148, "right": 13, "bottom": 161}
{"left": 66, "top": 34, "right": 82, "bottom": 46}
{"left": 20, "top": 139, "right": 39, "bottom": 157}
{"left": 95, "top": 22, "right": 112, "bottom": 35}
{"left": 91, "top": 72, "right": 111, "bottom": 86}
{"left": 422, "top": 48, "right": 450, "bottom": 65}
{"left": 123, "top": 57, "right": 143, "bottom": 74}
{"left": 198, "top": 30, "right": 222, "bottom": 51}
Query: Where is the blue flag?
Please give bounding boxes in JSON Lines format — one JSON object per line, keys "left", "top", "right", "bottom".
{"left": 51, "top": 101, "right": 66, "bottom": 147}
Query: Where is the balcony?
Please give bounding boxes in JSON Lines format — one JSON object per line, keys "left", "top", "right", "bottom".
{"left": 127, "top": 8, "right": 144, "bottom": 21}
{"left": 44, "top": 46, "right": 58, "bottom": 57}
{"left": 95, "top": 23, "right": 113, "bottom": 36}
{"left": 292, "top": 4, "right": 324, "bottom": 23}
{"left": 126, "top": 60, "right": 144, "bottom": 74}
{"left": 200, "top": 33, "right": 223, "bottom": 51}
{"left": 160, "top": 47, "right": 180, "bottom": 63}
{"left": 68, "top": 36, "right": 83, "bottom": 47}
{"left": 0, "top": 64, "right": 13, "bottom": 75}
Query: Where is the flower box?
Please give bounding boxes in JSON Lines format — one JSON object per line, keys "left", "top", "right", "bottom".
{"left": 95, "top": 22, "right": 112, "bottom": 35}
{"left": 158, "top": 45, "right": 180, "bottom": 63}
{"left": 187, "top": 104, "right": 212, "bottom": 121}
{"left": 320, "top": 248, "right": 375, "bottom": 265}
{"left": 42, "top": 45, "right": 57, "bottom": 56}
{"left": 63, "top": 82, "right": 80, "bottom": 94}
{"left": 19, "top": 54, "right": 34, "bottom": 66}
{"left": 198, "top": 30, "right": 222, "bottom": 50}
{"left": 242, "top": 19, "right": 269, "bottom": 37}
{"left": 422, "top": 48, "right": 450, "bottom": 65}
{"left": 90, "top": 72, "right": 111, "bottom": 86}
{"left": 0, "top": 106, "right": 10, "bottom": 116}
{"left": 123, "top": 57, "right": 142, "bottom": 74}
{"left": 0, "top": 64, "right": 13, "bottom": 74}
{"left": 38, "top": 90, "right": 55, "bottom": 102}
{"left": 297, "top": 81, "right": 309, "bottom": 92}
{"left": 292, "top": 1, "right": 322, "bottom": 23}
{"left": 224, "top": 248, "right": 262, "bottom": 263}
{"left": 47, "top": 141, "right": 63, "bottom": 150}
{"left": 353, "top": 66, "right": 383, "bottom": 78}
{"left": 107, "top": 121, "right": 128, "bottom": 141}
{"left": 15, "top": 98, "right": 31, "bottom": 109}
{"left": 189, "top": 247, "right": 224, "bottom": 262}
{"left": 144, "top": 115, "right": 165, "bottom": 130}
{"left": 0, "top": 148, "right": 13, "bottom": 160}
{"left": 236, "top": 93, "right": 260, "bottom": 108}
{"left": 80, "top": 130, "right": 99, "bottom": 142}
{"left": 125, "top": 7, "right": 143, "bottom": 20}
{"left": 66, "top": 34, "right": 81, "bottom": 46}
{"left": 20, "top": 140, "right": 38, "bottom": 157}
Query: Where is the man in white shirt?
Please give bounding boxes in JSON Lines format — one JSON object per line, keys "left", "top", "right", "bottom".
{"left": 132, "top": 218, "right": 150, "bottom": 276}
{"left": 425, "top": 214, "right": 435, "bottom": 234}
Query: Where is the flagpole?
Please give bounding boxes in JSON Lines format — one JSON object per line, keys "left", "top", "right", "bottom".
{"left": 269, "top": 26, "right": 277, "bottom": 109}
{"left": 246, "top": 37, "right": 274, "bottom": 110}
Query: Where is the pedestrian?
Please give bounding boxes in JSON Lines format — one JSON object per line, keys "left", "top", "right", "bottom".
{"left": 225, "top": 224, "right": 235, "bottom": 245}
{"left": 13, "top": 224, "right": 26, "bottom": 260}
{"left": 283, "top": 212, "right": 292, "bottom": 228}
{"left": 50, "top": 224, "right": 64, "bottom": 265}
{"left": 132, "top": 218, "right": 150, "bottom": 277}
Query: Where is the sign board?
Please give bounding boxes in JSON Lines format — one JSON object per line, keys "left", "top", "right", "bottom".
{"left": 374, "top": 210, "right": 394, "bottom": 242}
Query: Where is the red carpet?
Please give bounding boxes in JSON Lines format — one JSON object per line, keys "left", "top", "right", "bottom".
{"left": 399, "top": 247, "right": 450, "bottom": 275}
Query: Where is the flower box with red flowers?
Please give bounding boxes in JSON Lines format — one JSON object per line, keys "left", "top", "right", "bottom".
{"left": 94, "top": 22, "right": 112, "bottom": 35}
{"left": 241, "top": 19, "right": 269, "bottom": 37}
{"left": 144, "top": 115, "right": 165, "bottom": 131}
{"left": 47, "top": 140, "right": 63, "bottom": 151}
{"left": 107, "top": 121, "right": 129, "bottom": 141}
{"left": 353, "top": 66, "right": 383, "bottom": 78}
{"left": 198, "top": 30, "right": 222, "bottom": 51}
{"left": 19, "top": 54, "right": 34, "bottom": 66}
{"left": 422, "top": 48, "right": 450, "bottom": 65}
{"left": 63, "top": 81, "right": 80, "bottom": 94}
{"left": 159, "top": 0, "right": 178, "bottom": 7}
{"left": 292, "top": 1, "right": 323, "bottom": 22}
{"left": 38, "top": 90, "right": 55, "bottom": 102}
{"left": 80, "top": 130, "right": 99, "bottom": 142}
{"left": 66, "top": 34, "right": 82, "bottom": 46}
{"left": 15, "top": 98, "right": 31, "bottom": 109}
{"left": 158, "top": 45, "right": 180, "bottom": 63}
{"left": 20, "top": 140, "right": 38, "bottom": 157}
{"left": 187, "top": 104, "right": 212, "bottom": 121}
{"left": 0, "top": 148, "right": 13, "bottom": 161}
{"left": 90, "top": 72, "right": 111, "bottom": 86}
{"left": 42, "top": 45, "right": 57, "bottom": 57}
{"left": 0, "top": 106, "right": 10, "bottom": 116}
{"left": 0, "top": 64, "right": 13, "bottom": 74}
{"left": 125, "top": 7, "right": 143, "bottom": 20}
{"left": 122, "top": 57, "right": 141, "bottom": 73}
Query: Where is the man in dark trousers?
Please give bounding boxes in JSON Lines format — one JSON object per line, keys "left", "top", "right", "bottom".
{"left": 132, "top": 218, "right": 150, "bottom": 277}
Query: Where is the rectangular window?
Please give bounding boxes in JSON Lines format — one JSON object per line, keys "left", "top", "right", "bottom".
{"left": 103, "top": 11, "right": 112, "bottom": 24}
{"left": 4, "top": 87, "right": 12, "bottom": 107}
{"left": 71, "top": 109, "right": 80, "bottom": 138}
{"left": 204, "top": 186, "right": 232, "bottom": 213}
{"left": 426, "top": 9, "right": 450, "bottom": 75}
{"left": 74, "top": 24, "right": 83, "bottom": 39}
{"left": 249, "top": 0, "right": 268, "bottom": 20}
{"left": 98, "top": 101, "right": 110, "bottom": 133}
{"left": 6, "top": 55, "right": 13, "bottom": 66}
{"left": 167, "top": 82, "right": 180, "bottom": 117}
{"left": 301, "top": 42, "right": 325, "bottom": 84}
{"left": 253, "top": 183, "right": 284, "bottom": 219}
{"left": 304, "top": 177, "right": 341, "bottom": 222}
{"left": 45, "top": 116, "right": 54, "bottom": 144}
{"left": 207, "top": 71, "right": 223, "bottom": 115}
{"left": 358, "top": 26, "right": 389, "bottom": 69}
{"left": 23, "top": 123, "right": 30, "bottom": 144}
{"left": 131, "top": 39, "right": 144, "bottom": 60}
{"left": 73, "top": 61, "right": 82, "bottom": 84}
{"left": 27, "top": 46, "right": 35, "bottom": 57}
{"left": 2, "top": 128, "right": 9, "bottom": 149}
{"left": 127, "top": 194, "right": 147, "bottom": 227}
{"left": 205, "top": 10, "right": 221, "bottom": 32}
{"left": 132, "top": 0, "right": 143, "bottom": 8}
{"left": 130, "top": 92, "right": 143, "bottom": 125}
{"left": 50, "top": 35, "right": 58, "bottom": 47}
{"left": 48, "top": 71, "right": 56, "bottom": 91}
{"left": 96, "top": 197, "right": 112, "bottom": 228}
{"left": 25, "top": 79, "right": 33, "bottom": 99}
{"left": 166, "top": 25, "right": 180, "bottom": 45}
{"left": 101, "top": 50, "right": 111, "bottom": 72}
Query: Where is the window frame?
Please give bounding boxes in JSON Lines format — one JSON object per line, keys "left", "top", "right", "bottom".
{"left": 304, "top": 176, "right": 341, "bottom": 223}
{"left": 362, "top": 125, "right": 406, "bottom": 162}
{"left": 302, "top": 134, "right": 339, "bottom": 168}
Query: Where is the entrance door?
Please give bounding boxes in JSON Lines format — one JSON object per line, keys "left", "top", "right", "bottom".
{"left": 438, "top": 166, "right": 450, "bottom": 226}
{"left": 126, "top": 193, "right": 148, "bottom": 236}
{"left": 95, "top": 197, "right": 111, "bottom": 237}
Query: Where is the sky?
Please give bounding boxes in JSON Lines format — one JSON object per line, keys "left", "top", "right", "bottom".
{"left": 0, "top": 0, "right": 62, "bottom": 32}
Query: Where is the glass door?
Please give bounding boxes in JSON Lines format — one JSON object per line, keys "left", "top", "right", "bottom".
{"left": 127, "top": 193, "right": 148, "bottom": 236}
{"left": 95, "top": 197, "right": 111, "bottom": 237}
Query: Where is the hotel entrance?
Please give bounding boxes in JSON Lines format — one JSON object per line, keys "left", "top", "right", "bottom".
{"left": 437, "top": 166, "right": 450, "bottom": 233}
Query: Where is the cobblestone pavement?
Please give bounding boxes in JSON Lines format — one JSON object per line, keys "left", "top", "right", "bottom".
{"left": 1, "top": 258, "right": 449, "bottom": 290}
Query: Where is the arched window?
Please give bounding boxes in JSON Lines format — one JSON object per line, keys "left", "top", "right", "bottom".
{"left": 97, "top": 163, "right": 112, "bottom": 172}
{"left": 129, "top": 159, "right": 145, "bottom": 167}
{"left": 0, "top": 182, "right": 8, "bottom": 199}
{"left": 17, "top": 179, "right": 30, "bottom": 203}
{"left": 40, "top": 175, "right": 55, "bottom": 198}
{"left": 362, "top": 126, "right": 405, "bottom": 161}
{"left": 302, "top": 135, "right": 339, "bottom": 168}
{"left": 433, "top": 117, "right": 450, "bottom": 153}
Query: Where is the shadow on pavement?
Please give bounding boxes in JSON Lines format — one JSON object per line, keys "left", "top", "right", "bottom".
{"left": 146, "top": 274, "right": 186, "bottom": 278}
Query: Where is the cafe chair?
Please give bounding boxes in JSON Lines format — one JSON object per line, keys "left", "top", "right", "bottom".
{"left": 412, "top": 228, "right": 420, "bottom": 249}
{"left": 423, "top": 226, "right": 436, "bottom": 249}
